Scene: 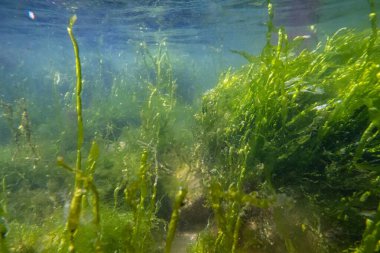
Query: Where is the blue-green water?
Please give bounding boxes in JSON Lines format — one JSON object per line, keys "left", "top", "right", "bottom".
{"left": 0, "top": 0, "right": 377, "bottom": 98}
{"left": 0, "top": 1, "right": 379, "bottom": 252}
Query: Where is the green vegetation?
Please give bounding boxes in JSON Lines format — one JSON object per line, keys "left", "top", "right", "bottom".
{"left": 57, "top": 15, "right": 101, "bottom": 252}
{"left": 193, "top": 1, "right": 380, "bottom": 252}
{"left": 0, "top": 1, "right": 379, "bottom": 252}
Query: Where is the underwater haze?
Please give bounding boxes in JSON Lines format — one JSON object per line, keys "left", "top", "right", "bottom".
{"left": 0, "top": 0, "right": 380, "bottom": 252}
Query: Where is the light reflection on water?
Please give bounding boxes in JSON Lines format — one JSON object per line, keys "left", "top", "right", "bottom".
{"left": 0, "top": 0, "right": 378, "bottom": 96}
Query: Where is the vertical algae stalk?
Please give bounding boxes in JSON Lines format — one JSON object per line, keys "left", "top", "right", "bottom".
{"left": 65, "top": 14, "right": 104, "bottom": 252}
{"left": 66, "top": 14, "right": 84, "bottom": 253}
{"left": 131, "top": 150, "right": 149, "bottom": 251}
{"left": 262, "top": 0, "right": 274, "bottom": 58}
{"left": 67, "top": 14, "right": 84, "bottom": 181}
{"left": 165, "top": 187, "right": 187, "bottom": 253}
{"left": 369, "top": 0, "right": 378, "bottom": 44}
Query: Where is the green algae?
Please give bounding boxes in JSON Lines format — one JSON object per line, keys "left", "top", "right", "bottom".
{"left": 57, "top": 15, "right": 102, "bottom": 253}
{"left": 165, "top": 186, "right": 187, "bottom": 253}
{"left": 0, "top": 1, "right": 378, "bottom": 253}
{"left": 193, "top": 0, "right": 380, "bottom": 251}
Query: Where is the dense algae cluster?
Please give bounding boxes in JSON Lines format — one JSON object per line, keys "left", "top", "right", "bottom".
{"left": 197, "top": 17, "right": 380, "bottom": 253}
{"left": 194, "top": 2, "right": 380, "bottom": 252}
{"left": 0, "top": 1, "right": 380, "bottom": 253}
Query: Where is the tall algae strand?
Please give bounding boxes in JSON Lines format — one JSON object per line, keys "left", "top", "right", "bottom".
{"left": 57, "top": 15, "right": 102, "bottom": 253}
{"left": 113, "top": 40, "right": 185, "bottom": 252}
{"left": 165, "top": 186, "right": 187, "bottom": 253}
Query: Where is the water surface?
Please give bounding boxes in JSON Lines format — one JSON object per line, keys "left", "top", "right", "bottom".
{"left": 0, "top": 0, "right": 377, "bottom": 96}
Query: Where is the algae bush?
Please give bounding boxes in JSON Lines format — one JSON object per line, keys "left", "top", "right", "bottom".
{"left": 0, "top": 0, "right": 380, "bottom": 252}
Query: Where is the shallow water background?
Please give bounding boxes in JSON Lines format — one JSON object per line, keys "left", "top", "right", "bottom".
{"left": 0, "top": 0, "right": 378, "bottom": 100}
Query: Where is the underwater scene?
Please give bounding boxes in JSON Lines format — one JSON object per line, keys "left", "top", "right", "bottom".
{"left": 1, "top": 0, "right": 380, "bottom": 252}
